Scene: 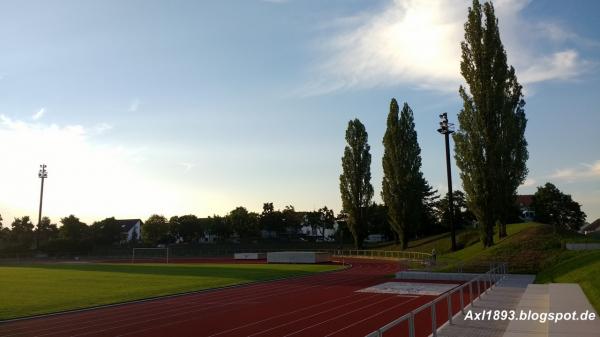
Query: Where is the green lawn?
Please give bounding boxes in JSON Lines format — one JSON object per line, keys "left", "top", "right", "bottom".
{"left": 439, "top": 222, "right": 544, "bottom": 267}
{"left": 378, "top": 222, "right": 537, "bottom": 256}
{"left": 377, "top": 222, "right": 599, "bottom": 310}
{"left": 0, "top": 262, "right": 341, "bottom": 320}
{"left": 536, "top": 250, "right": 600, "bottom": 312}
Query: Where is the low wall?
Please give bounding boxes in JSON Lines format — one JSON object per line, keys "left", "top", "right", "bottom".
{"left": 233, "top": 253, "right": 267, "bottom": 260}
{"left": 566, "top": 243, "right": 600, "bottom": 251}
{"left": 396, "top": 270, "right": 481, "bottom": 281}
{"left": 267, "top": 251, "right": 331, "bottom": 264}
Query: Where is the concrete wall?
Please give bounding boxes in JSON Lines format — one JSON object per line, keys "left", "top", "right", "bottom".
{"left": 234, "top": 253, "right": 267, "bottom": 260}
{"left": 267, "top": 251, "right": 331, "bottom": 264}
{"left": 566, "top": 243, "right": 600, "bottom": 250}
{"left": 396, "top": 271, "right": 481, "bottom": 281}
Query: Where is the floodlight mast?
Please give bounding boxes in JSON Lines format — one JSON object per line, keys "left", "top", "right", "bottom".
{"left": 38, "top": 164, "right": 48, "bottom": 228}
{"left": 437, "top": 113, "right": 457, "bottom": 252}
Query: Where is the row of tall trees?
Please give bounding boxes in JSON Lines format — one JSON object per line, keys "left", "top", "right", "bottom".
{"left": 340, "top": 0, "right": 530, "bottom": 249}
{"left": 339, "top": 100, "right": 437, "bottom": 249}
{"left": 382, "top": 100, "right": 434, "bottom": 249}
{"left": 453, "top": 0, "right": 528, "bottom": 247}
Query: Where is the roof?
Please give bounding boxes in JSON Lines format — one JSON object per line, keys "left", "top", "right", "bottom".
{"left": 584, "top": 218, "right": 600, "bottom": 232}
{"left": 516, "top": 195, "right": 534, "bottom": 207}
{"left": 116, "top": 219, "right": 142, "bottom": 232}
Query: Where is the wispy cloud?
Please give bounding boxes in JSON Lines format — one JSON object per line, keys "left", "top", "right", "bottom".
{"left": 302, "top": 0, "right": 595, "bottom": 95}
{"left": 535, "top": 21, "right": 600, "bottom": 48}
{"left": 519, "top": 50, "right": 589, "bottom": 84}
{"left": 93, "top": 123, "right": 113, "bottom": 135}
{"left": 128, "top": 98, "right": 141, "bottom": 112}
{"left": 32, "top": 107, "right": 46, "bottom": 120}
{"left": 550, "top": 160, "right": 600, "bottom": 182}
{"left": 179, "top": 162, "right": 197, "bottom": 172}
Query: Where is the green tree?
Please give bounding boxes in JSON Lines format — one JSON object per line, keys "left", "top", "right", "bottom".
{"left": 59, "top": 215, "right": 88, "bottom": 242}
{"left": 0, "top": 214, "right": 7, "bottom": 248}
{"left": 453, "top": 0, "right": 528, "bottom": 247}
{"left": 0, "top": 228, "right": 9, "bottom": 249}
{"left": 304, "top": 211, "right": 322, "bottom": 239}
{"left": 11, "top": 216, "right": 35, "bottom": 249}
{"left": 143, "top": 214, "right": 169, "bottom": 245}
{"left": 532, "top": 183, "right": 586, "bottom": 232}
{"left": 281, "top": 205, "right": 302, "bottom": 239}
{"left": 340, "top": 118, "right": 373, "bottom": 248}
{"left": 415, "top": 186, "right": 440, "bottom": 238}
{"left": 228, "top": 207, "right": 259, "bottom": 239}
{"left": 206, "top": 215, "right": 233, "bottom": 241}
{"left": 367, "top": 203, "right": 394, "bottom": 242}
{"left": 317, "top": 206, "right": 335, "bottom": 241}
{"left": 168, "top": 216, "right": 181, "bottom": 243}
{"left": 90, "top": 217, "right": 122, "bottom": 245}
{"left": 434, "top": 191, "right": 475, "bottom": 231}
{"left": 168, "top": 215, "right": 203, "bottom": 243}
{"left": 35, "top": 216, "right": 58, "bottom": 248}
{"left": 260, "top": 202, "right": 284, "bottom": 235}
{"left": 178, "top": 214, "right": 202, "bottom": 243}
{"left": 381, "top": 99, "right": 430, "bottom": 249}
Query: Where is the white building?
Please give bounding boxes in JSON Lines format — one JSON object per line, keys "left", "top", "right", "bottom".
{"left": 117, "top": 219, "right": 142, "bottom": 242}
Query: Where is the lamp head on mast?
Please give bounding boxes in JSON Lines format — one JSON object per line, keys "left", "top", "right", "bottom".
{"left": 38, "top": 164, "right": 48, "bottom": 179}
{"left": 437, "top": 112, "right": 455, "bottom": 135}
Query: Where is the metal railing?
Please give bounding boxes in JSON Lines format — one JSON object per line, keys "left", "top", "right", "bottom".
{"left": 331, "top": 249, "right": 432, "bottom": 261}
{"left": 365, "top": 262, "right": 508, "bottom": 337}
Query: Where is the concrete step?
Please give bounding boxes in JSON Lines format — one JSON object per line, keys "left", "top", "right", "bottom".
{"left": 503, "top": 283, "right": 600, "bottom": 337}
{"left": 548, "top": 283, "right": 600, "bottom": 337}
{"left": 502, "top": 284, "right": 549, "bottom": 337}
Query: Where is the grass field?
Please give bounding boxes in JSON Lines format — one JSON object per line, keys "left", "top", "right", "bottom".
{"left": 0, "top": 262, "right": 342, "bottom": 320}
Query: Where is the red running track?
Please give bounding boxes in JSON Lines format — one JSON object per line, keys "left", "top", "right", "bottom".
{"left": 0, "top": 259, "right": 481, "bottom": 337}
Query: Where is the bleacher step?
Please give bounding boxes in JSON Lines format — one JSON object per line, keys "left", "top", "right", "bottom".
{"left": 502, "top": 283, "right": 600, "bottom": 337}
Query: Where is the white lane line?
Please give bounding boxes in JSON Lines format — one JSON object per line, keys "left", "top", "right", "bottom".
{"left": 280, "top": 296, "right": 420, "bottom": 337}
{"left": 247, "top": 294, "right": 398, "bottom": 337}
{"left": 324, "top": 296, "right": 423, "bottom": 336}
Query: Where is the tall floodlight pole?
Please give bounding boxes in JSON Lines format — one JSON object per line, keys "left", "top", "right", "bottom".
{"left": 437, "top": 113, "right": 457, "bottom": 251}
{"left": 38, "top": 164, "right": 48, "bottom": 227}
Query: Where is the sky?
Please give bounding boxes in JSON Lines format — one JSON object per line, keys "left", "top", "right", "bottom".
{"left": 0, "top": 0, "right": 599, "bottom": 225}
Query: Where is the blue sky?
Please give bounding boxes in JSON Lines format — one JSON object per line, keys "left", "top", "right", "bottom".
{"left": 0, "top": 0, "right": 599, "bottom": 224}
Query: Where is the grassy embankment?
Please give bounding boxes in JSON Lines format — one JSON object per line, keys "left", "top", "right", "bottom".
{"left": 0, "top": 263, "right": 341, "bottom": 320}
{"left": 536, "top": 250, "right": 600, "bottom": 312}
{"left": 379, "top": 222, "right": 600, "bottom": 311}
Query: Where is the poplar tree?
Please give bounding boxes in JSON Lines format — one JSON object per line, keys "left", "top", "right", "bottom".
{"left": 340, "top": 119, "right": 373, "bottom": 248}
{"left": 382, "top": 99, "right": 429, "bottom": 249}
{"left": 454, "top": 0, "right": 528, "bottom": 247}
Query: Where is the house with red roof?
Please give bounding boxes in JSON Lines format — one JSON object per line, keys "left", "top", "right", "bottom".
{"left": 516, "top": 195, "right": 535, "bottom": 221}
